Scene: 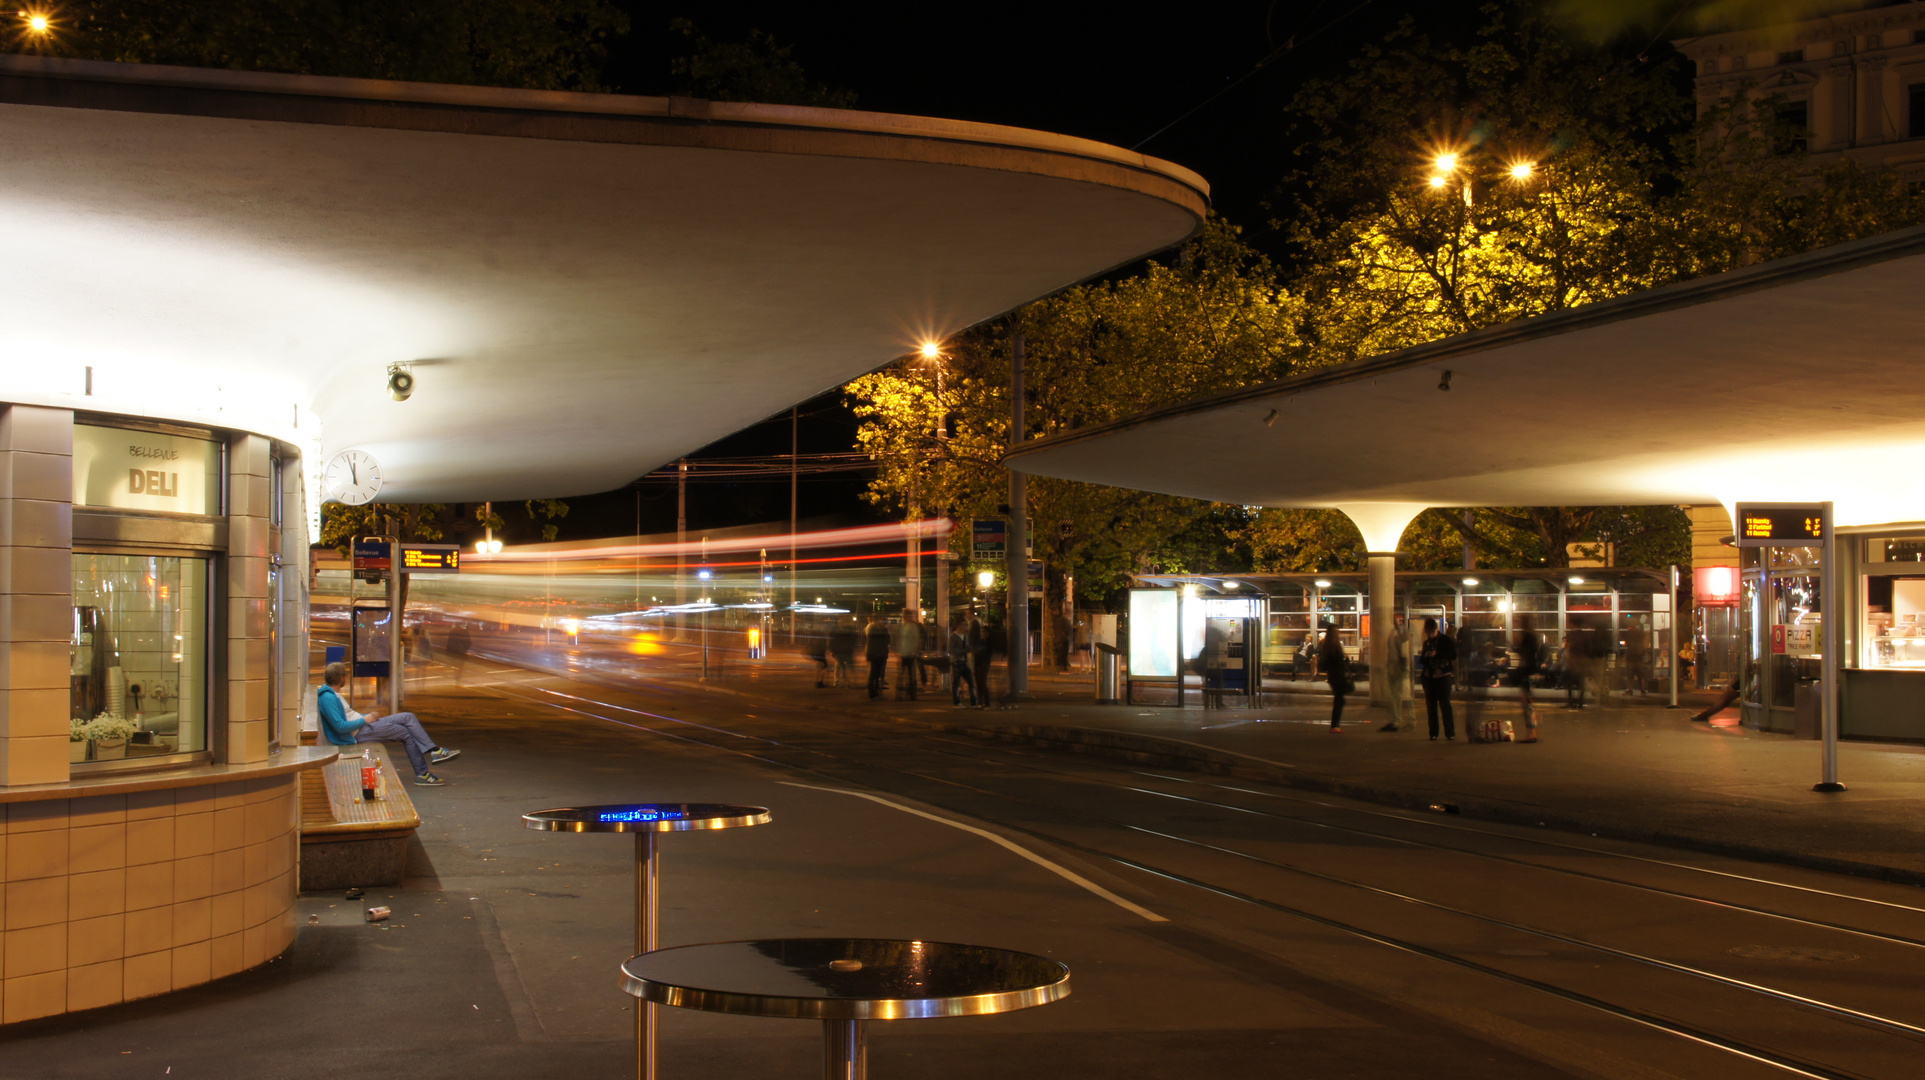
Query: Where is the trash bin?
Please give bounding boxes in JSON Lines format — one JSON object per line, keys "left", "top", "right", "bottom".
{"left": 1094, "top": 643, "right": 1121, "bottom": 705}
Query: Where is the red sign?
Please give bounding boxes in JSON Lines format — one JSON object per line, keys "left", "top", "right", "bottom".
{"left": 1770, "top": 623, "right": 1786, "bottom": 655}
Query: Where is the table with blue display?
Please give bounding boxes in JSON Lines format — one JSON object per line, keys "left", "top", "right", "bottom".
{"left": 620, "top": 937, "right": 1071, "bottom": 1080}
{"left": 522, "top": 802, "right": 772, "bottom": 1080}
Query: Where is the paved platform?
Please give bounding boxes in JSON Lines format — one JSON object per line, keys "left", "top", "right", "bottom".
{"left": 608, "top": 650, "right": 1925, "bottom": 887}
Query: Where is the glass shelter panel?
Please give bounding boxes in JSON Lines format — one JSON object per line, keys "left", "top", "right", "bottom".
{"left": 71, "top": 553, "right": 209, "bottom": 763}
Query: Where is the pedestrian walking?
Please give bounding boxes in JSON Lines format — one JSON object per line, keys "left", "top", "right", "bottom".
{"left": 864, "top": 613, "right": 891, "bottom": 699}
{"left": 922, "top": 615, "right": 942, "bottom": 689}
{"left": 1419, "top": 617, "right": 1457, "bottom": 741}
{"left": 969, "top": 614, "right": 991, "bottom": 708}
{"left": 948, "top": 614, "right": 977, "bottom": 707}
{"left": 1514, "top": 616, "right": 1543, "bottom": 742}
{"left": 1379, "top": 616, "right": 1411, "bottom": 732}
{"left": 1317, "top": 619, "right": 1349, "bottom": 732}
{"left": 986, "top": 616, "right": 1011, "bottom": 708}
{"left": 828, "top": 617, "right": 858, "bottom": 688}
{"left": 805, "top": 624, "right": 831, "bottom": 688}
{"left": 447, "top": 622, "right": 471, "bottom": 685}
{"left": 1559, "top": 633, "right": 1585, "bottom": 708}
{"left": 894, "top": 611, "right": 921, "bottom": 701}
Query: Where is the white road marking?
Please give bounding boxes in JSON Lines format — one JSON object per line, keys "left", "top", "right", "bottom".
{"left": 778, "top": 781, "right": 1168, "bottom": 922}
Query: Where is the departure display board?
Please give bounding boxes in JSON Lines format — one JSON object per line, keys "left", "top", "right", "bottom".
{"left": 399, "top": 544, "right": 461, "bottom": 572}
{"left": 1734, "top": 503, "right": 1824, "bottom": 547}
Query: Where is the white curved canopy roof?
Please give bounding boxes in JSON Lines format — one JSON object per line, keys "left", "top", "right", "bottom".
{"left": 1009, "top": 226, "right": 1925, "bottom": 530}
{"left": 0, "top": 55, "right": 1206, "bottom": 501}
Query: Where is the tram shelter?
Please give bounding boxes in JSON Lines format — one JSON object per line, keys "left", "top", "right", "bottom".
{"left": 1009, "top": 225, "right": 1925, "bottom": 765}
{"left": 0, "top": 54, "right": 1205, "bottom": 1022}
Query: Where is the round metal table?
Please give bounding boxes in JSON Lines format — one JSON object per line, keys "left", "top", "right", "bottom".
{"left": 620, "top": 938, "right": 1071, "bottom": 1080}
{"left": 523, "top": 803, "right": 771, "bottom": 1080}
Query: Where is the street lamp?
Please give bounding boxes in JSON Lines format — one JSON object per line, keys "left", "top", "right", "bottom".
{"left": 1508, "top": 160, "right": 1536, "bottom": 181}
{"left": 976, "top": 570, "right": 995, "bottom": 590}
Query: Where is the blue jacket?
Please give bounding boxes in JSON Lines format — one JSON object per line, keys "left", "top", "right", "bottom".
{"left": 317, "top": 684, "right": 366, "bottom": 745}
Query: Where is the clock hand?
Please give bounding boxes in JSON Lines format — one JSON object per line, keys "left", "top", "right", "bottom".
{"left": 351, "top": 460, "right": 358, "bottom": 485}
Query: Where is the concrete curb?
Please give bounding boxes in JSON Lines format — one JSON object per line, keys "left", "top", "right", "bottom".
{"left": 941, "top": 721, "right": 1925, "bottom": 889}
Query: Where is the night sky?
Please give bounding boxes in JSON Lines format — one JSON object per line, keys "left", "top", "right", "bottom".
{"left": 561, "top": 1, "right": 1615, "bottom": 541}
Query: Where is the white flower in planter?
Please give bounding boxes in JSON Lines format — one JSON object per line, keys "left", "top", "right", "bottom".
{"left": 86, "top": 713, "right": 137, "bottom": 742}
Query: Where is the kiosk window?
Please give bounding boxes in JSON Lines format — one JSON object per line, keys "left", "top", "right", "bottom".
{"left": 1862, "top": 575, "right": 1925, "bottom": 670}
{"left": 71, "top": 553, "right": 209, "bottom": 763}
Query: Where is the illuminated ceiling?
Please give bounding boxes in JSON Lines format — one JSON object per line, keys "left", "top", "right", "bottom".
{"left": 0, "top": 55, "right": 1206, "bottom": 501}
{"left": 1008, "top": 225, "right": 1925, "bottom": 529}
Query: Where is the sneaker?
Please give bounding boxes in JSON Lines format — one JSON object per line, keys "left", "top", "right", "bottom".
{"left": 428, "top": 747, "right": 461, "bottom": 765}
{"left": 413, "top": 772, "right": 447, "bottom": 786}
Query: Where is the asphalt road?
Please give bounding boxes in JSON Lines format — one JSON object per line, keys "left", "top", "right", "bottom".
{"left": 7, "top": 633, "right": 1922, "bottom": 1080}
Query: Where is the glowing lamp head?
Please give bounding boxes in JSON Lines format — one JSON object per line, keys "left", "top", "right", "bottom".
{"left": 1462, "top": 577, "right": 1479, "bottom": 587}
{"left": 697, "top": 569, "right": 712, "bottom": 580}
{"left": 762, "top": 574, "right": 773, "bottom": 583}
{"left": 919, "top": 340, "right": 942, "bottom": 361}
{"left": 1509, "top": 160, "right": 1536, "bottom": 180}
{"left": 1433, "top": 152, "right": 1459, "bottom": 173}
{"left": 976, "top": 570, "right": 995, "bottom": 589}
{"left": 25, "top": 12, "right": 50, "bottom": 33}
{"left": 1314, "top": 579, "right": 1333, "bottom": 588}
{"left": 1568, "top": 576, "right": 1586, "bottom": 585}
{"left": 1427, "top": 174, "right": 1448, "bottom": 189}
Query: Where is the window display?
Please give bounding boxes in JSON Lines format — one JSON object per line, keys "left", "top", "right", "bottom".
{"left": 1862, "top": 575, "right": 1925, "bottom": 670}
{"left": 71, "top": 553, "right": 208, "bottom": 765}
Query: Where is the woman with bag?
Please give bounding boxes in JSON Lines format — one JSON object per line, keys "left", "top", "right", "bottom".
{"left": 1317, "top": 619, "right": 1350, "bottom": 732}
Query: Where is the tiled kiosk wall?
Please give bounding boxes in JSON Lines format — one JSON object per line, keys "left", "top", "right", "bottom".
{"left": 0, "top": 404, "right": 314, "bottom": 1023}
{"left": 3, "top": 776, "right": 300, "bottom": 1021}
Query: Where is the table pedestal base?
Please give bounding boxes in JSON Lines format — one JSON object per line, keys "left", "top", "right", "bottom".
{"left": 823, "top": 1018, "right": 867, "bottom": 1080}
{"left": 636, "top": 832, "right": 659, "bottom": 1080}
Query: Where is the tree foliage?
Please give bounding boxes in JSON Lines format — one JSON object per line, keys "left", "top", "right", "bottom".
{"left": 846, "top": 218, "right": 1294, "bottom": 644}
{"left": 666, "top": 17, "right": 856, "bottom": 107}
{"left": 49, "top": 0, "right": 628, "bottom": 90}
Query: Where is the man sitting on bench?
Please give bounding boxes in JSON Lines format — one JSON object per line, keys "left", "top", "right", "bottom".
{"left": 317, "top": 661, "right": 460, "bottom": 786}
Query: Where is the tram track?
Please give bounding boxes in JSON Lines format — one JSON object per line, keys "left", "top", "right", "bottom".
{"left": 499, "top": 666, "right": 1925, "bottom": 948}
{"left": 473, "top": 670, "right": 1925, "bottom": 1079}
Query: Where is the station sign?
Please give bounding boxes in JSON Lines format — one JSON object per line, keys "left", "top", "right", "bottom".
{"left": 400, "top": 543, "right": 461, "bottom": 573}
{"left": 351, "top": 537, "right": 391, "bottom": 570}
{"left": 972, "top": 519, "right": 1006, "bottom": 561}
{"left": 1734, "top": 503, "right": 1824, "bottom": 547}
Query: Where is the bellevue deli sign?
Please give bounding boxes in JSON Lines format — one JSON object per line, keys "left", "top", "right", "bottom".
{"left": 73, "top": 424, "right": 222, "bottom": 515}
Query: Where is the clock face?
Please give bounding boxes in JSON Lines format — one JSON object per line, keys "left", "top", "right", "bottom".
{"left": 323, "top": 450, "right": 383, "bottom": 506}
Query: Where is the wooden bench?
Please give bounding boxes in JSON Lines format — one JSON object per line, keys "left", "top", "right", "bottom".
{"left": 298, "top": 732, "right": 422, "bottom": 890}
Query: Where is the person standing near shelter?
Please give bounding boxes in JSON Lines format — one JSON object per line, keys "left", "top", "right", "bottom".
{"left": 1201, "top": 619, "right": 1228, "bottom": 709}
{"left": 1379, "top": 616, "right": 1412, "bottom": 733}
{"left": 1419, "top": 617, "right": 1457, "bottom": 741}
{"left": 1514, "top": 616, "right": 1543, "bottom": 742}
{"left": 969, "top": 614, "right": 991, "bottom": 708}
{"left": 948, "top": 614, "right": 977, "bottom": 707}
{"left": 1317, "top": 619, "right": 1349, "bottom": 732}
{"left": 316, "top": 661, "right": 458, "bottom": 785}
{"left": 865, "top": 613, "right": 891, "bottom": 699}
{"left": 894, "top": 611, "right": 922, "bottom": 701}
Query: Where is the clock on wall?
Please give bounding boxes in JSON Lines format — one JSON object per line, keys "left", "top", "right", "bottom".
{"left": 323, "top": 449, "right": 383, "bottom": 506}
